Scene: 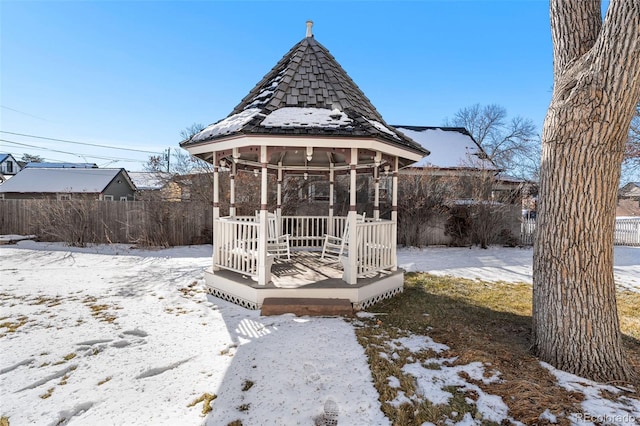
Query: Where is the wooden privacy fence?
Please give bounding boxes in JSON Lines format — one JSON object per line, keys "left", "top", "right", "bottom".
{"left": 0, "top": 199, "right": 213, "bottom": 247}
{"left": 520, "top": 217, "right": 640, "bottom": 246}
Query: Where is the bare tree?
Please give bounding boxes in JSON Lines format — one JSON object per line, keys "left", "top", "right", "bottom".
{"left": 397, "top": 172, "right": 451, "bottom": 247}
{"left": 20, "top": 153, "right": 43, "bottom": 163}
{"left": 444, "top": 104, "right": 539, "bottom": 178}
{"left": 143, "top": 124, "right": 214, "bottom": 203}
{"left": 145, "top": 123, "right": 209, "bottom": 174}
{"left": 34, "top": 198, "right": 99, "bottom": 247}
{"left": 179, "top": 122, "right": 206, "bottom": 143}
{"left": 621, "top": 103, "right": 640, "bottom": 183}
{"left": 533, "top": 0, "right": 640, "bottom": 382}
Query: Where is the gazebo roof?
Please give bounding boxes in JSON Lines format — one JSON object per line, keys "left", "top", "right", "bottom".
{"left": 181, "top": 22, "right": 428, "bottom": 161}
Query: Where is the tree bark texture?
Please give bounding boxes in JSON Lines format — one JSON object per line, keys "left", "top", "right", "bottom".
{"left": 533, "top": 0, "right": 640, "bottom": 382}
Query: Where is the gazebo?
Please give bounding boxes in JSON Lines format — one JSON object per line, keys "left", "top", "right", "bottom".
{"left": 181, "top": 21, "right": 428, "bottom": 311}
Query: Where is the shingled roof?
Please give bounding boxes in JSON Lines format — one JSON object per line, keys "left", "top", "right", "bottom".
{"left": 181, "top": 22, "right": 427, "bottom": 157}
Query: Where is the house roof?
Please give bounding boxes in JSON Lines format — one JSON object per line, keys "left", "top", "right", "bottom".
{"left": 128, "top": 172, "right": 171, "bottom": 191}
{"left": 0, "top": 168, "right": 135, "bottom": 193}
{"left": 0, "top": 153, "right": 17, "bottom": 164}
{"left": 393, "top": 126, "right": 497, "bottom": 170}
{"left": 181, "top": 22, "right": 427, "bottom": 158}
{"left": 25, "top": 162, "right": 98, "bottom": 169}
{"left": 620, "top": 181, "right": 640, "bottom": 198}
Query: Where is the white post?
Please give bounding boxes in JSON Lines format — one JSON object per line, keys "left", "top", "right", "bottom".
{"left": 328, "top": 162, "right": 334, "bottom": 235}
{"left": 374, "top": 163, "right": 380, "bottom": 220}
{"left": 391, "top": 157, "right": 398, "bottom": 271}
{"left": 343, "top": 148, "right": 358, "bottom": 284}
{"left": 212, "top": 151, "right": 220, "bottom": 271}
{"left": 229, "top": 161, "right": 236, "bottom": 217}
{"left": 277, "top": 161, "right": 283, "bottom": 218}
{"left": 257, "top": 146, "right": 272, "bottom": 285}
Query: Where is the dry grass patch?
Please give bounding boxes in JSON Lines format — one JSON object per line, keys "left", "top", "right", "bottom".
{"left": 39, "top": 388, "right": 54, "bottom": 399}
{"left": 31, "top": 295, "right": 63, "bottom": 307}
{"left": 166, "top": 306, "right": 190, "bottom": 316}
{"left": 0, "top": 315, "right": 31, "bottom": 335}
{"left": 82, "top": 296, "right": 119, "bottom": 323}
{"left": 618, "top": 291, "right": 640, "bottom": 341}
{"left": 97, "top": 377, "right": 111, "bottom": 386}
{"left": 53, "top": 353, "right": 77, "bottom": 366}
{"left": 354, "top": 273, "right": 640, "bottom": 425}
{"left": 187, "top": 393, "right": 217, "bottom": 416}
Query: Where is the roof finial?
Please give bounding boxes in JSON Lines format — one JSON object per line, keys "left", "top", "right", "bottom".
{"left": 306, "top": 20, "right": 313, "bottom": 38}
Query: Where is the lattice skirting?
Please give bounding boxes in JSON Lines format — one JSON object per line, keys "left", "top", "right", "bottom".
{"left": 205, "top": 280, "right": 403, "bottom": 311}
{"left": 353, "top": 285, "right": 403, "bottom": 310}
{"left": 206, "top": 287, "right": 259, "bottom": 310}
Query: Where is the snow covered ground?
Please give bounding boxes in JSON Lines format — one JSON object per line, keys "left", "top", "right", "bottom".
{"left": 0, "top": 240, "right": 638, "bottom": 425}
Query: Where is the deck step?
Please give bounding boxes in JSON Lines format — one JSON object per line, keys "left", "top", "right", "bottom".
{"left": 260, "top": 297, "right": 353, "bottom": 317}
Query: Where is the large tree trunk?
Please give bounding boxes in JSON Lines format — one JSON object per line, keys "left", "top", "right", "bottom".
{"left": 533, "top": 0, "right": 640, "bottom": 382}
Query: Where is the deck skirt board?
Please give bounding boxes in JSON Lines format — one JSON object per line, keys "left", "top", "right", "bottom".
{"left": 260, "top": 297, "right": 353, "bottom": 316}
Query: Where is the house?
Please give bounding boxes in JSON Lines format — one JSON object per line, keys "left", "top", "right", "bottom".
{"left": 0, "top": 153, "right": 22, "bottom": 183}
{"left": 128, "top": 171, "right": 216, "bottom": 203}
{"left": 180, "top": 21, "right": 427, "bottom": 311}
{"left": 392, "top": 126, "right": 524, "bottom": 246}
{"left": 128, "top": 171, "right": 175, "bottom": 200}
{"left": 395, "top": 126, "right": 524, "bottom": 202}
{"left": 620, "top": 181, "right": 640, "bottom": 199}
{"left": 395, "top": 126, "right": 496, "bottom": 173}
{"left": 0, "top": 168, "right": 137, "bottom": 201}
{"left": 617, "top": 182, "right": 640, "bottom": 216}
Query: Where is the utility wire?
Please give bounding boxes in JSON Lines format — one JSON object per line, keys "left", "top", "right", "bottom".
{"left": 1, "top": 106, "right": 49, "bottom": 121}
{"left": 0, "top": 138, "right": 148, "bottom": 163}
{"left": 0, "top": 130, "right": 163, "bottom": 154}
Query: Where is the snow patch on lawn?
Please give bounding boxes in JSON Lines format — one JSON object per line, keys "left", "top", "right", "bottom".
{"left": 542, "top": 362, "right": 640, "bottom": 425}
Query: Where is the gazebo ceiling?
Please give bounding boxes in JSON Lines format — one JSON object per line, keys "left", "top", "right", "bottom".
{"left": 203, "top": 143, "right": 400, "bottom": 175}
{"left": 181, "top": 21, "right": 429, "bottom": 171}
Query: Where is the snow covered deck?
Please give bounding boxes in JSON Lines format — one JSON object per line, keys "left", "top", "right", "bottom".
{"left": 204, "top": 251, "right": 404, "bottom": 310}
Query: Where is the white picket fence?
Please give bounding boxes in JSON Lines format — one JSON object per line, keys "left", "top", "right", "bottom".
{"left": 521, "top": 217, "right": 640, "bottom": 246}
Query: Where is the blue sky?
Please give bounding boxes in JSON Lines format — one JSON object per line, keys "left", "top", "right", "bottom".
{"left": 1, "top": 0, "right": 555, "bottom": 171}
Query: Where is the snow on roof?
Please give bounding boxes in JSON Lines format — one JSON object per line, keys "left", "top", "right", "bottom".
{"left": 365, "top": 119, "right": 400, "bottom": 140}
{"left": 182, "top": 34, "right": 427, "bottom": 157}
{"left": 191, "top": 108, "right": 262, "bottom": 142}
{"left": 128, "top": 172, "right": 170, "bottom": 190}
{"left": 0, "top": 168, "right": 128, "bottom": 193}
{"left": 396, "top": 127, "right": 496, "bottom": 170}
{"left": 260, "top": 107, "right": 353, "bottom": 129}
{"left": 24, "top": 162, "right": 98, "bottom": 169}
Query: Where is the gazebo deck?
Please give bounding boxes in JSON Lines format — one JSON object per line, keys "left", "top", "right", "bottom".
{"left": 204, "top": 250, "right": 404, "bottom": 311}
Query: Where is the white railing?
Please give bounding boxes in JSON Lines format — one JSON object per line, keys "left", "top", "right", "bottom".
{"left": 214, "top": 218, "right": 259, "bottom": 276}
{"left": 520, "top": 217, "right": 640, "bottom": 246}
{"left": 282, "top": 215, "right": 347, "bottom": 249}
{"left": 614, "top": 218, "right": 640, "bottom": 246}
{"left": 356, "top": 219, "right": 395, "bottom": 276}
{"left": 213, "top": 215, "right": 398, "bottom": 281}
{"left": 521, "top": 218, "right": 536, "bottom": 245}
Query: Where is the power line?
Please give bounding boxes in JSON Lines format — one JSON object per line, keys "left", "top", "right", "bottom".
{"left": 0, "top": 130, "right": 163, "bottom": 154}
{"left": 0, "top": 138, "right": 149, "bottom": 163}
{"left": 1, "top": 106, "right": 49, "bottom": 121}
